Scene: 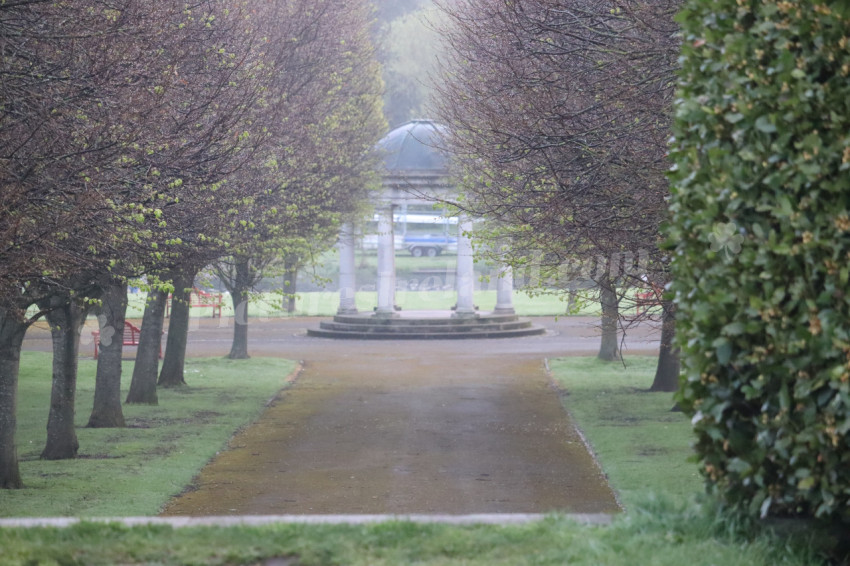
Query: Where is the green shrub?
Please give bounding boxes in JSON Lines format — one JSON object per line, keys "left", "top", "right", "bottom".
{"left": 667, "top": 0, "right": 850, "bottom": 523}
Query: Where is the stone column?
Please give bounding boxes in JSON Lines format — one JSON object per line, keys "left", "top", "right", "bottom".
{"left": 375, "top": 204, "right": 398, "bottom": 317}
{"left": 453, "top": 214, "right": 477, "bottom": 318}
{"left": 337, "top": 222, "right": 358, "bottom": 315}
{"left": 494, "top": 263, "right": 516, "bottom": 314}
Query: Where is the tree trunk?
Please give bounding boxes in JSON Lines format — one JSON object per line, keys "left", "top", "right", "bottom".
{"left": 126, "top": 289, "right": 166, "bottom": 404}
{"left": 0, "top": 310, "right": 29, "bottom": 488}
{"left": 228, "top": 258, "right": 252, "bottom": 360}
{"left": 158, "top": 268, "right": 196, "bottom": 387}
{"left": 87, "top": 279, "right": 127, "bottom": 427}
{"left": 283, "top": 255, "right": 297, "bottom": 314}
{"left": 598, "top": 279, "right": 621, "bottom": 361}
{"left": 39, "top": 294, "right": 89, "bottom": 460}
{"left": 650, "top": 299, "right": 680, "bottom": 392}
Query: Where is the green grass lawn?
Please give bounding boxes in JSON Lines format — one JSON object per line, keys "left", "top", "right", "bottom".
{"left": 124, "top": 289, "right": 601, "bottom": 319}
{"left": 0, "top": 354, "right": 827, "bottom": 565}
{"left": 548, "top": 356, "right": 701, "bottom": 507}
{"left": 0, "top": 512, "right": 823, "bottom": 566}
{"left": 1, "top": 354, "right": 296, "bottom": 517}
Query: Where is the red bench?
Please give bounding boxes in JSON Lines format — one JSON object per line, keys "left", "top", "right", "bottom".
{"left": 92, "top": 320, "right": 161, "bottom": 359}
{"left": 165, "top": 288, "right": 223, "bottom": 318}
{"left": 634, "top": 285, "right": 663, "bottom": 315}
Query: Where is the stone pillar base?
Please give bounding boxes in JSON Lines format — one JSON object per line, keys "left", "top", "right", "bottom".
{"left": 373, "top": 310, "right": 400, "bottom": 319}
{"left": 451, "top": 310, "right": 479, "bottom": 319}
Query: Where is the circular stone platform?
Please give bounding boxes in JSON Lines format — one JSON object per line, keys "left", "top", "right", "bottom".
{"left": 306, "top": 311, "right": 546, "bottom": 339}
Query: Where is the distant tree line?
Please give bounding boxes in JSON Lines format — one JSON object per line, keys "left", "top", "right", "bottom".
{"left": 374, "top": 0, "right": 443, "bottom": 127}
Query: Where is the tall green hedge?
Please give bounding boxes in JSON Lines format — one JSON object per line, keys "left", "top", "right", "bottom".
{"left": 667, "top": 0, "right": 850, "bottom": 522}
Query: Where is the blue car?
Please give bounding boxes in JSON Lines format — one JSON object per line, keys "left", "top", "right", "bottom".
{"left": 404, "top": 234, "right": 457, "bottom": 257}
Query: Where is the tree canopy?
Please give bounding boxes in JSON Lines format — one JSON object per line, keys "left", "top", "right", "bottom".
{"left": 433, "top": 0, "right": 680, "bottom": 377}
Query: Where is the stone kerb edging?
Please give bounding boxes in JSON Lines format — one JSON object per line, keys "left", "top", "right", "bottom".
{"left": 0, "top": 513, "right": 614, "bottom": 528}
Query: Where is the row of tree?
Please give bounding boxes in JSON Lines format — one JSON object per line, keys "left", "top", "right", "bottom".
{"left": 433, "top": 0, "right": 680, "bottom": 388}
{"left": 0, "top": 0, "right": 385, "bottom": 488}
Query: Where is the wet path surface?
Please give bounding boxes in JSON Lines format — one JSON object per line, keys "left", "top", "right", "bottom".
{"left": 161, "top": 353, "right": 619, "bottom": 515}
{"left": 24, "top": 315, "right": 658, "bottom": 515}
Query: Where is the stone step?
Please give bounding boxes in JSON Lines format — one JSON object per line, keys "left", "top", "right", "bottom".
{"left": 317, "top": 320, "right": 535, "bottom": 334}
{"left": 306, "top": 325, "right": 546, "bottom": 340}
{"left": 307, "top": 311, "right": 546, "bottom": 340}
{"left": 332, "top": 313, "right": 520, "bottom": 326}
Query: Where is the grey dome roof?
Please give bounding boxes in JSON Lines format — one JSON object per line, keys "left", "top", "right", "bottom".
{"left": 377, "top": 119, "right": 449, "bottom": 172}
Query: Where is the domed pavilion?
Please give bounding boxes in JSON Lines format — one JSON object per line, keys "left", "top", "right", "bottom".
{"left": 308, "top": 120, "right": 543, "bottom": 339}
